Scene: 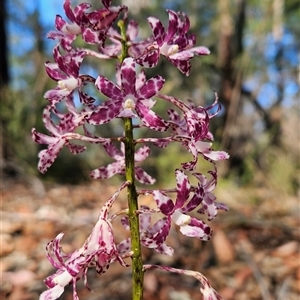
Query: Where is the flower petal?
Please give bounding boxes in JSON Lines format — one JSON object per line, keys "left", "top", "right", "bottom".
{"left": 117, "top": 238, "right": 131, "bottom": 255}
{"left": 38, "top": 138, "right": 66, "bottom": 174}
{"left": 103, "top": 140, "right": 124, "bottom": 160}
{"left": 139, "top": 208, "right": 151, "bottom": 230}
{"left": 121, "top": 57, "right": 136, "bottom": 95}
{"left": 39, "top": 282, "right": 66, "bottom": 300}
{"left": 137, "top": 75, "right": 165, "bottom": 100}
{"left": 168, "top": 57, "right": 191, "bottom": 76}
{"left": 141, "top": 216, "right": 172, "bottom": 252}
{"left": 32, "top": 128, "right": 57, "bottom": 145}
{"left": 179, "top": 217, "right": 212, "bottom": 241}
{"left": 87, "top": 103, "right": 121, "bottom": 125}
{"left": 135, "top": 46, "right": 160, "bottom": 68}
{"left": 136, "top": 102, "right": 168, "bottom": 131}
{"left": 135, "top": 166, "right": 156, "bottom": 185}
{"left": 95, "top": 76, "right": 124, "bottom": 100}
{"left": 165, "top": 10, "right": 179, "bottom": 42}
{"left": 153, "top": 190, "right": 174, "bottom": 215}
{"left": 147, "top": 16, "right": 165, "bottom": 45}
{"left": 90, "top": 162, "right": 124, "bottom": 179}
{"left": 174, "top": 169, "right": 190, "bottom": 210}
{"left": 135, "top": 69, "right": 146, "bottom": 90}
{"left": 134, "top": 145, "right": 150, "bottom": 162}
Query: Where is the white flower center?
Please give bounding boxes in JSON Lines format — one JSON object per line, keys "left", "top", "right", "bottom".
{"left": 58, "top": 77, "right": 78, "bottom": 91}
{"left": 172, "top": 210, "right": 191, "bottom": 226}
{"left": 54, "top": 270, "right": 73, "bottom": 286}
{"left": 123, "top": 98, "right": 136, "bottom": 109}
{"left": 160, "top": 43, "right": 179, "bottom": 57}
{"left": 64, "top": 23, "right": 81, "bottom": 35}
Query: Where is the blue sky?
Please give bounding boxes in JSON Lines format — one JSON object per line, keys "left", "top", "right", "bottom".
{"left": 8, "top": 0, "right": 64, "bottom": 87}
{"left": 8, "top": 1, "right": 61, "bottom": 52}
{"left": 29, "top": 0, "right": 64, "bottom": 23}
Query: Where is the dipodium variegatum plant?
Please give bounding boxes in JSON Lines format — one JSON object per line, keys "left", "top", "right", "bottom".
{"left": 33, "top": 1, "right": 230, "bottom": 299}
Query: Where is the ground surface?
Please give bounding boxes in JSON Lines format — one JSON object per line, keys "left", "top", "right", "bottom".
{"left": 1, "top": 176, "right": 299, "bottom": 300}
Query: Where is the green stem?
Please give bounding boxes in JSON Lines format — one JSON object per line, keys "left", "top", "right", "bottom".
{"left": 118, "top": 19, "right": 128, "bottom": 63}
{"left": 118, "top": 19, "right": 143, "bottom": 299}
{"left": 123, "top": 118, "right": 144, "bottom": 300}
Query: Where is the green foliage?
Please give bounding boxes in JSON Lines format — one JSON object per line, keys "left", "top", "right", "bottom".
{"left": 265, "top": 147, "right": 299, "bottom": 195}
{"left": 1, "top": 88, "right": 39, "bottom": 173}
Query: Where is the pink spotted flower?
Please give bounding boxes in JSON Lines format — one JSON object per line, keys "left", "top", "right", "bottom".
{"left": 39, "top": 182, "right": 129, "bottom": 300}
{"left": 90, "top": 140, "right": 155, "bottom": 184}
{"left": 88, "top": 57, "right": 168, "bottom": 131}
{"left": 47, "top": 0, "right": 127, "bottom": 51}
{"left": 44, "top": 45, "right": 95, "bottom": 106}
{"left": 153, "top": 169, "right": 213, "bottom": 241}
{"left": 192, "top": 170, "right": 229, "bottom": 221}
{"left": 32, "top": 101, "right": 107, "bottom": 174}
{"left": 160, "top": 93, "right": 229, "bottom": 170}
{"left": 47, "top": 0, "right": 91, "bottom": 51}
{"left": 136, "top": 10, "right": 210, "bottom": 75}
{"left": 118, "top": 205, "right": 173, "bottom": 256}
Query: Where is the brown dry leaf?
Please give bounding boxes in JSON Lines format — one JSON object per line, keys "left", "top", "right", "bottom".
{"left": 271, "top": 241, "right": 299, "bottom": 258}
{"left": 0, "top": 233, "right": 15, "bottom": 256}
{"left": 212, "top": 229, "right": 235, "bottom": 264}
{"left": 144, "top": 272, "right": 158, "bottom": 293}
{"left": 284, "top": 253, "right": 300, "bottom": 270}
{"left": 234, "top": 266, "right": 252, "bottom": 287}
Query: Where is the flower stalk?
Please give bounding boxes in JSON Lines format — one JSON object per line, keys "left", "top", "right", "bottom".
{"left": 120, "top": 16, "right": 144, "bottom": 298}
{"left": 118, "top": 19, "right": 129, "bottom": 63}
{"left": 124, "top": 117, "right": 144, "bottom": 299}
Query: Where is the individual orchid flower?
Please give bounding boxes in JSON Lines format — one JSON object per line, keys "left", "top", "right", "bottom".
{"left": 88, "top": 57, "right": 169, "bottom": 131}
{"left": 47, "top": 0, "right": 127, "bottom": 51}
{"left": 160, "top": 94, "right": 229, "bottom": 170}
{"left": 192, "top": 171, "right": 228, "bottom": 220}
{"left": 153, "top": 169, "right": 212, "bottom": 241}
{"left": 32, "top": 104, "right": 106, "bottom": 174}
{"left": 136, "top": 10, "right": 210, "bottom": 75}
{"left": 81, "top": 0, "right": 128, "bottom": 45}
{"left": 178, "top": 168, "right": 228, "bottom": 222}
{"left": 118, "top": 205, "right": 174, "bottom": 256}
{"left": 47, "top": 0, "right": 91, "bottom": 51}
{"left": 166, "top": 97, "right": 211, "bottom": 141}
{"left": 44, "top": 45, "right": 95, "bottom": 106}
{"left": 39, "top": 182, "right": 129, "bottom": 300}
{"left": 90, "top": 140, "right": 155, "bottom": 184}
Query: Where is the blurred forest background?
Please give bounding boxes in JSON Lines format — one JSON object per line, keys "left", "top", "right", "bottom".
{"left": 1, "top": 1, "right": 299, "bottom": 299}
{"left": 0, "top": 0, "right": 299, "bottom": 193}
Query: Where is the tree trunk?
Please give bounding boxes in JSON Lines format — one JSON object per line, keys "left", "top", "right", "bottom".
{"left": 0, "top": 0, "right": 9, "bottom": 88}
{"left": 0, "top": 0, "right": 10, "bottom": 176}
{"left": 217, "top": 0, "right": 247, "bottom": 177}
